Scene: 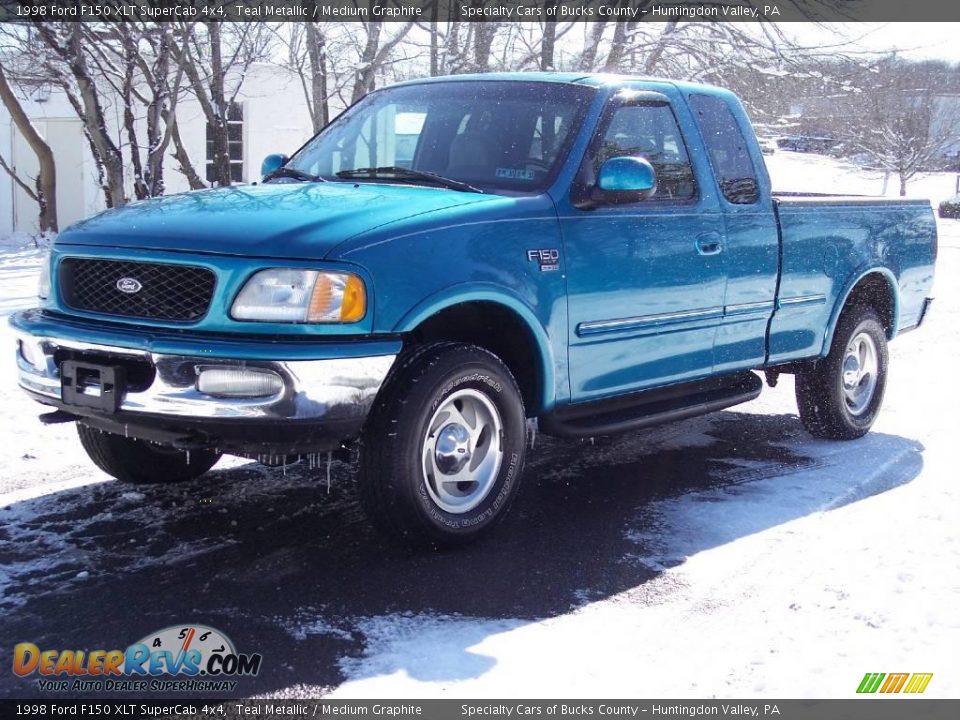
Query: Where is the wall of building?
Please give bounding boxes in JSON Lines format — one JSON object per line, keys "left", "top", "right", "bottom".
{"left": 1, "top": 64, "right": 314, "bottom": 238}
{"left": 1, "top": 89, "right": 98, "bottom": 239}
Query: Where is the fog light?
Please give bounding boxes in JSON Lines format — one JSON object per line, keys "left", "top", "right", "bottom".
{"left": 19, "top": 339, "right": 44, "bottom": 371}
{"left": 196, "top": 367, "right": 283, "bottom": 398}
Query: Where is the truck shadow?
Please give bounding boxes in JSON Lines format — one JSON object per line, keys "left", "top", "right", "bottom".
{"left": 0, "top": 411, "right": 924, "bottom": 697}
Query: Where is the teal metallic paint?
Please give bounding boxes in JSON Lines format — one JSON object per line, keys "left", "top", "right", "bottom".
{"left": 338, "top": 193, "right": 567, "bottom": 411}
{"left": 11, "top": 73, "right": 937, "bottom": 423}
{"left": 57, "top": 182, "right": 495, "bottom": 260}
{"left": 770, "top": 198, "right": 935, "bottom": 363}
{"left": 712, "top": 207, "right": 779, "bottom": 374}
{"left": 393, "top": 284, "right": 559, "bottom": 411}
{"left": 10, "top": 309, "right": 401, "bottom": 361}
{"left": 554, "top": 81, "right": 729, "bottom": 400}
{"left": 597, "top": 156, "right": 657, "bottom": 193}
{"left": 260, "top": 153, "right": 289, "bottom": 178}
{"left": 825, "top": 268, "right": 899, "bottom": 345}
{"left": 41, "top": 244, "right": 380, "bottom": 337}
{"left": 687, "top": 89, "right": 780, "bottom": 375}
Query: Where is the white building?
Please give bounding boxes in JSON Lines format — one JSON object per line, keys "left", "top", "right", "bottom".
{"left": 1, "top": 63, "right": 315, "bottom": 237}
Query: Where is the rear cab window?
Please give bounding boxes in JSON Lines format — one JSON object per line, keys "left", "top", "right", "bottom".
{"left": 688, "top": 93, "right": 761, "bottom": 204}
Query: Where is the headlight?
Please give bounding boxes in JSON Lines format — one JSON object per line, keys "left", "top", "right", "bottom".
{"left": 231, "top": 269, "right": 366, "bottom": 323}
{"left": 38, "top": 251, "right": 51, "bottom": 300}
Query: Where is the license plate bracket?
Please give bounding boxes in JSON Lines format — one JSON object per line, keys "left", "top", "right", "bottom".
{"left": 61, "top": 360, "right": 126, "bottom": 413}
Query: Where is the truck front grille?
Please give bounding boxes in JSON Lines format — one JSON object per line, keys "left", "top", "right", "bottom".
{"left": 59, "top": 258, "right": 215, "bottom": 322}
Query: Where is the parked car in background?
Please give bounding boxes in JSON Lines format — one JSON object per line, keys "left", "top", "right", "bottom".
{"left": 940, "top": 194, "right": 960, "bottom": 218}
{"left": 758, "top": 138, "right": 776, "bottom": 155}
{"left": 777, "top": 135, "right": 839, "bottom": 154}
{"left": 828, "top": 142, "right": 851, "bottom": 159}
{"left": 11, "top": 74, "right": 938, "bottom": 547}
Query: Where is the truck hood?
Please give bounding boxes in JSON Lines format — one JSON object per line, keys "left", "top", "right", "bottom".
{"left": 57, "top": 182, "right": 496, "bottom": 259}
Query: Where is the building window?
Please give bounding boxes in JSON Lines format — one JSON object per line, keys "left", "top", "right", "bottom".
{"left": 206, "top": 101, "right": 244, "bottom": 184}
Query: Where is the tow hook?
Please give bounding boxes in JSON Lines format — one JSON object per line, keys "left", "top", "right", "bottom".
{"left": 38, "top": 410, "right": 78, "bottom": 425}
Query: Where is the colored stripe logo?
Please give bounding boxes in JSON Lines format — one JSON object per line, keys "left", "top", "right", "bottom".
{"left": 857, "top": 672, "right": 933, "bottom": 694}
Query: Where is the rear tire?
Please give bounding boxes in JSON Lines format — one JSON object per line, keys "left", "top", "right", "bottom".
{"left": 358, "top": 342, "right": 526, "bottom": 548}
{"left": 795, "top": 305, "right": 889, "bottom": 439}
{"left": 76, "top": 424, "right": 221, "bottom": 484}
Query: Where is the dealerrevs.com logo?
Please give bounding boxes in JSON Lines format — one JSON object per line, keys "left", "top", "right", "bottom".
{"left": 13, "top": 624, "right": 262, "bottom": 693}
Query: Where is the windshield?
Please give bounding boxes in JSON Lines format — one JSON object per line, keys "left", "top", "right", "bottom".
{"left": 286, "top": 81, "right": 596, "bottom": 193}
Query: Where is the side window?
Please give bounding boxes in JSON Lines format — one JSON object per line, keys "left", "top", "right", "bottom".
{"left": 688, "top": 94, "right": 760, "bottom": 204}
{"left": 593, "top": 103, "right": 696, "bottom": 200}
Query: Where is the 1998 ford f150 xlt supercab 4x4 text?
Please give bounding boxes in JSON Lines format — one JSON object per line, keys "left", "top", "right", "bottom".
{"left": 11, "top": 73, "right": 937, "bottom": 546}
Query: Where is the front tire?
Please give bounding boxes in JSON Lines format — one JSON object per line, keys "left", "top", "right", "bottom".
{"left": 795, "top": 306, "right": 889, "bottom": 439}
{"left": 358, "top": 342, "right": 527, "bottom": 548}
{"left": 76, "top": 424, "right": 221, "bottom": 484}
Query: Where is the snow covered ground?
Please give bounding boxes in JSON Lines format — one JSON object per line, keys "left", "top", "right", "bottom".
{"left": 765, "top": 150, "right": 960, "bottom": 204}
{"left": 0, "top": 154, "right": 957, "bottom": 700}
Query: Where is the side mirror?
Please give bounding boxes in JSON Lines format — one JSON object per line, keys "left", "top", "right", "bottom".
{"left": 596, "top": 156, "right": 657, "bottom": 202}
{"left": 261, "top": 153, "right": 289, "bottom": 179}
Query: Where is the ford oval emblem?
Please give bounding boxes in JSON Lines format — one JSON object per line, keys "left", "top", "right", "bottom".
{"left": 116, "top": 277, "right": 143, "bottom": 294}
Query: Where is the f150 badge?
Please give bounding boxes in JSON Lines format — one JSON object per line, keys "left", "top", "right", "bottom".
{"left": 527, "top": 248, "right": 560, "bottom": 272}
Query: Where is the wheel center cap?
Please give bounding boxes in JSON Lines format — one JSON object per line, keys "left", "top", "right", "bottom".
{"left": 843, "top": 355, "right": 862, "bottom": 387}
{"left": 434, "top": 423, "right": 472, "bottom": 475}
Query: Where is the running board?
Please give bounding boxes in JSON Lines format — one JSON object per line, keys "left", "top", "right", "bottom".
{"left": 539, "top": 371, "right": 763, "bottom": 438}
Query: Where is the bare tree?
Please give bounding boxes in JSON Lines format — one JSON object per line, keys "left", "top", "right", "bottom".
{"left": 77, "top": 22, "right": 188, "bottom": 200}
{"left": 304, "top": 23, "right": 331, "bottom": 130}
{"left": 169, "top": 116, "right": 206, "bottom": 190}
{"left": 118, "top": 23, "right": 186, "bottom": 199}
{"left": 577, "top": 21, "right": 609, "bottom": 71}
{"left": 33, "top": 23, "right": 127, "bottom": 208}
{"left": 351, "top": 21, "right": 415, "bottom": 102}
{"left": 428, "top": 1, "right": 441, "bottom": 76}
{"left": 177, "top": 21, "right": 272, "bottom": 188}
{"left": 602, "top": 13, "right": 639, "bottom": 71}
{"left": 853, "top": 60, "right": 960, "bottom": 195}
{"left": 0, "top": 63, "right": 57, "bottom": 232}
{"left": 429, "top": 5, "right": 508, "bottom": 75}
{"left": 276, "top": 21, "right": 331, "bottom": 134}
{"left": 772, "top": 54, "right": 960, "bottom": 195}
{"left": 470, "top": 19, "right": 499, "bottom": 73}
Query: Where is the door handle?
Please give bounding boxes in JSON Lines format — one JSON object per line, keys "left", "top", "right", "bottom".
{"left": 695, "top": 233, "right": 723, "bottom": 256}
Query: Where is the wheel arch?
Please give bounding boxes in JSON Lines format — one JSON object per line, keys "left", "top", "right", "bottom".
{"left": 822, "top": 267, "right": 899, "bottom": 355}
{"left": 394, "top": 286, "right": 556, "bottom": 415}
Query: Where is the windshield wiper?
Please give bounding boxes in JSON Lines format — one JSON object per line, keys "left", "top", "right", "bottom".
{"left": 264, "top": 166, "right": 324, "bottom": 183}
{"left": 336, "top": 166, "right": 484, "bottom": 193}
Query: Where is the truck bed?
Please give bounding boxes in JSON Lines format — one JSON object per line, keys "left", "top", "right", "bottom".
{"left": 767, "top": 194, "right": 937, "bottom": 364}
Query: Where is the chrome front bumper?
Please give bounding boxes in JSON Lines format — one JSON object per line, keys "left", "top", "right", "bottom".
{"left": 15, "top": 334, "right": 396, "bottom": 425}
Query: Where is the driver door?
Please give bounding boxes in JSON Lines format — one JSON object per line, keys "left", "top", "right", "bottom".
{"left": 559, "top": 92, "right": 727, "bottom": 402}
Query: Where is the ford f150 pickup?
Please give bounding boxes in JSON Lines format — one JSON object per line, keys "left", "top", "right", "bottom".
{"left": 11, "top": 73, "right": 937, "bottom": 546}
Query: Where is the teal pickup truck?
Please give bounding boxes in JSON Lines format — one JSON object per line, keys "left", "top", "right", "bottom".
{"left": 11, "top": 73, "right": 936, "bottom": 546}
